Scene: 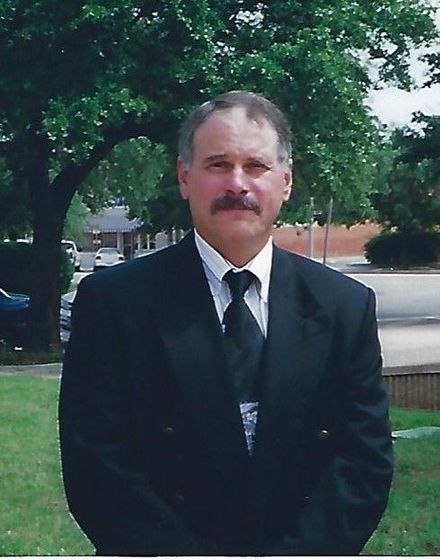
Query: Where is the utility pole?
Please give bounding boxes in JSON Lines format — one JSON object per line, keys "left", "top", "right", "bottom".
{"left": 322, "top": 197, "right": 334, "bottom": 265}
{"left": 308, "top": 196, "right": 314, "bottom": 259}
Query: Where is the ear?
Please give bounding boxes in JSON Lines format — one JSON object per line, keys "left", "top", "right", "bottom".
{"left": 177, "top": 157, "right": 189, "bottom": 200}
{"left": 282, "top": 159, "right": 293, "bottom": 202}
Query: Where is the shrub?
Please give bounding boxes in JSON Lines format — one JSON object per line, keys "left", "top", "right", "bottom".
{"left": 0, "top": 242, "right": 73, "bottom": 294}
{"left": 365, "top": 231, "right": 440, "bottom": 266}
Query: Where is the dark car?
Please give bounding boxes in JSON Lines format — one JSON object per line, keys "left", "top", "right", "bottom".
{"left": 0, "top": 287, "right": 29, "bottom": 346}
{"left": 60, "top": 290, "right": 76, "bottom": 344}
{"left": 0, "top": 286, "right": 76, "bottom": 347}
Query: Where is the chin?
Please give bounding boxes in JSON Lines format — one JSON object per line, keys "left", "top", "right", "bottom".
{"left": 219, "top": 222, "right": 269, "bottom": 246}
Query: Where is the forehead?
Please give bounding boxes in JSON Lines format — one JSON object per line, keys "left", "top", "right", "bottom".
{"left": 192, "top": 106, "right": 279, "bottom": 162}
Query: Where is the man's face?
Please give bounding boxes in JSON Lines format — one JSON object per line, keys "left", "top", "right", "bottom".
{"left": 177, "top": 106, "right": 292, "bottom": 256}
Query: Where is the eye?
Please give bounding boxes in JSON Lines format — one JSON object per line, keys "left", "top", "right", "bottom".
{"left": 208, "top": 160, "right": 231, "bottom": 170}
{"left": 245, "top": 161, "right": 270, "bottom": 172}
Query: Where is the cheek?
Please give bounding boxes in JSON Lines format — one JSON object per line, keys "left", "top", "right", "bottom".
{"left": 257, "top": 181, "right": 286, "bottom": 208}
{"left": 193, "top": 173, "right": 225, "bottom": 195}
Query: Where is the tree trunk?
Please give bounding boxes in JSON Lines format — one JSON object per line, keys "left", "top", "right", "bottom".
{"left": 20, "top": 123, "right": 135, "bottom": 351}
{"left": 24, "top": 131, "right": 68, "bottom": 352}
{"left": 26, "top": 210, "right": 65, "bottom": 351}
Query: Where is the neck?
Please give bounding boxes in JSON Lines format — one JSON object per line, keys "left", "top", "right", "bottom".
{"left": 196, "top": 230, "right": 270, "bottom": 267}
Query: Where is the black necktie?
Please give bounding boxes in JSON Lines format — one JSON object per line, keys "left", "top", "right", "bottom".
{"left": 222, "top": 270, "right": 265, "bottom": 402}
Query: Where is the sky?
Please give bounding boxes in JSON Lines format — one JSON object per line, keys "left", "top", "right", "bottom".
{"left": 369, "top": 84, "right": 440, "bottom": 128}
{"left": 367, "top": 2, "right": 440, "bottom": 128}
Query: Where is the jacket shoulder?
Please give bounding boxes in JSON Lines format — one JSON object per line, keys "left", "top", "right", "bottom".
{"left": 77, "top": 239, "right": 196, "bottom": 302}
{"left": 274, "top": 247, "right": 371, "bottom": 300}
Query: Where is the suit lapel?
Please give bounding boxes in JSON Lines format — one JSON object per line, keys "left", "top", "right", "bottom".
{"left": 155, "top": 234, "right": 251, "bottom": 494}
{"left": 252, "top": 247, "right": 334, "bottom": 505}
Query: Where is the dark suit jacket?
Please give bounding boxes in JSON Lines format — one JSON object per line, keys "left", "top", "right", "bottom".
{"left": 59, "top": 232, "right": 393, "bottom": 556}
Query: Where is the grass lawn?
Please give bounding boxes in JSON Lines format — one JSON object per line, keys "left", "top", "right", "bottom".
{"left": 0, "top": 376, "right": 93, "bottom": 555}
{"left": 1, "top": 376, "right": 439, "bottom": 555}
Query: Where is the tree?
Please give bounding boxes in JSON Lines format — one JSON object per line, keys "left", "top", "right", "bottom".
{"left": 0, "top": 157, "right": 32, "bottom": 240}
{"left": 80, "top": 137, "right": 169, "bottom": 224}
{"left": 63, "top": 193, "right": 89, "bottom": 246}
{"left": 0, "top": 1, "right": 220, "bottom": 349}
{"left": 0, "top": 0, "right": 437, "bottom": 350}
{"left": 213, "top": 0, "right": 437, "bottom": 223}
{"left": 373, "top": 118, "right": 440, "bottom": 235}
{"left": 369, "top": 118, "right": 440, "bottom": 265}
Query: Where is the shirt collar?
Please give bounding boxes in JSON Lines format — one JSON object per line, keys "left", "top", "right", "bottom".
{"left": 194, "top": 229, "right": 272, "bottom": 302}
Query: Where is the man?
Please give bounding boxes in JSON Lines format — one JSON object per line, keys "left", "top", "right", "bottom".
{"left": 59, "top": 91, "right": 393, "bottom": 556}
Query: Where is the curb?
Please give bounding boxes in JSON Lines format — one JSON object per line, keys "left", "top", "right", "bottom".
{"left": 383, "top": 363, "right": 440, "bottom": 376}
{"left": 1, "top": 362, "right": 440, "bottom": 378}
{"left": 338, "top": 266, "right": 440, "bottom": 275}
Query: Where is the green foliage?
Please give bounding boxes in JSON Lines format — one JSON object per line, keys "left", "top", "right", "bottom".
{"left": 0, "top": 158, "right": 32, "bottom": 239}
{"left": 365, "top": 231, "right": 440, "bottom": 266}
{"left": 0, "top": 242, "right": 73, "bottom": 295}
{"left": 80, "top": 137, "right": 169, "bottom": 222}
{"left": 141, "top": 167, "right": 192, "bottom": 234}
{"left": 0, "top": 0, "right": 436, "bottom": 221}
{"left": 214, "top": 0, "right": 437, "bottom": 223}
{"left": 373, "top": 118, "right": 440, "bottom": 235}
{"left": 63, "top": 193, "right": 88, "bottom": 246}
{"left": 0, "top": 347, "right": 63, "bottom": 365}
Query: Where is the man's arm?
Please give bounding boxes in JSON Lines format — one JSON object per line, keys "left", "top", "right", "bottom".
{"left": 58, "top": 277, "right": 201, "bottom": 556}
{"left": 270, "top": 288, "right": 393, "bottom": 555}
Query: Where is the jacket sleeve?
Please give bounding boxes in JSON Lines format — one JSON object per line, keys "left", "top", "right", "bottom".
{"left": 269, "top": 287, "right": 394, "bottom": 555}
{"left": 58, "top": 277, "right": 201, "bottom": 556}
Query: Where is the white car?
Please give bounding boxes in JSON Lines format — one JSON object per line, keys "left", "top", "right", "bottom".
{"left": 61, "top": 240, "right": 80, "bottom": 271}
{"left": 93, "top": 247, "right": 125, "bottom": 270}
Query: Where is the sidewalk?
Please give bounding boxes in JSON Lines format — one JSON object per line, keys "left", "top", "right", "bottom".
{"left": 321, "top": 255, "right": 440, "bottom": 274}
{"left": 0, "top": 362, "right": 61, "bottom": 377}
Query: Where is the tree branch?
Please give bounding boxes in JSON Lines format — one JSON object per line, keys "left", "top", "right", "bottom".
{"left": 50, "top": 115, "right": 171, "bottom": 214}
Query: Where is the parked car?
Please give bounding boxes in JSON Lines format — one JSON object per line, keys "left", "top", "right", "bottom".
{"left": 0, "top": 287, "right": 29, "bottom": 346}
{"left": 0, "top": 285, "right": 76, "bottom": 347}
{"left": 62, "top": 240, "right": 80, "bottom": 271}
{"left": 93, "top": 247, "right": 125, "bottom": 270}
{"left": 60, "top": 290, "right": 76, "bottom": 345}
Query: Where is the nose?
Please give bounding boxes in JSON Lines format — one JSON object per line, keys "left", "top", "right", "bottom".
{"left": 227, "top": 167, "right": 249, "bottom": 195}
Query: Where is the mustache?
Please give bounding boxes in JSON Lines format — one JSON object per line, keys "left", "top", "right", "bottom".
{"left": 210, "top": 194, "right": 261, "bottom": 215}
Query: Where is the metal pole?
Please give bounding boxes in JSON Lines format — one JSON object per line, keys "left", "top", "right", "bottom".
{"left": 322, "top": 197, "right": 334, "bottom": 265}
{"left": 308, "top": 196, "right": 314, "bottom": 259}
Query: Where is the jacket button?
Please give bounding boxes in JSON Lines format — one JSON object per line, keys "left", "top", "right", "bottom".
{"left": 317, "top": 429, "right": 330, "bottom": 440}
{"left": 163, "top": 426, "right": 176, "bottom": 436}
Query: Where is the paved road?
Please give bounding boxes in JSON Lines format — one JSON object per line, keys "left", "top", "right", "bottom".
{"left": 378, "top": 322, "right": 440, "bottom": 370}
{"left": 346, "top": 272, "right": 440, "bottom": 370}
{"left": 349, "top": 273, "right": 440, "bottom": 323}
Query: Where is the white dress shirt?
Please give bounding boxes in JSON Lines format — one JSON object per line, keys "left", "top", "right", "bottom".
{"left": 194, "top": 229, "right": 272, "bottom": 337}
{"left": 194, "top": 229, "right": 273, "bottom": 455}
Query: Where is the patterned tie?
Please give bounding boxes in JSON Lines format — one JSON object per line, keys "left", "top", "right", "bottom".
{"left": 222, "top": 270, "right": 265, "bottom": 403}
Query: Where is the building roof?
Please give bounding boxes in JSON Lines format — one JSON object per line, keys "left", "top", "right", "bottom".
{"left": 84, "top": 206, "right": 143, "bottom": 234}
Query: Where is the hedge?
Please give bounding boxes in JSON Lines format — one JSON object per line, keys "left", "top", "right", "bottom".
{"left": 0, "top": 242, "right": 73, "bottom": 295}
{"left": 365, "top": 231, "right": 440, "bottom": 266}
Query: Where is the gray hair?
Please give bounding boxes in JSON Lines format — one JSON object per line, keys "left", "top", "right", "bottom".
{"left": 178, "top": 90, "right": 292, "bottom": 166}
